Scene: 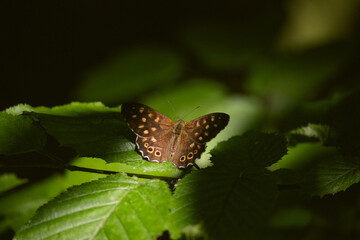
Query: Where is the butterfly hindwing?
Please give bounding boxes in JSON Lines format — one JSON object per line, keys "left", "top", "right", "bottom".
{"left": 185, "top": 113, "right": 229, "bottom": 144}
{"left": 171, "top": 132, "right": 206, "bottom": 168}
{"left": 135, "top": 131, "right": 174, "bottom": 163}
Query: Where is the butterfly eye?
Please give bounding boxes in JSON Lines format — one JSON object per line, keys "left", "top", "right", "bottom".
{"left": 187, "top": 152, "right": 193, "bottom": 159}
{"left": 144, "top": 143, "right": 149, "bottom": 148}
{"left": 155, "top": 150, "right": 161, "bottom": 157}
{"left": 180, "top": 156, "right": 186, "bottom": 162}
{"left": 147, "top": 147, "right": 154, "bottom": 153}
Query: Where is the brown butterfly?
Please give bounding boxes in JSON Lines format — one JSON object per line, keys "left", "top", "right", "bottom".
{"left": 122, "top": 102, "right": 229, "bottom": 168}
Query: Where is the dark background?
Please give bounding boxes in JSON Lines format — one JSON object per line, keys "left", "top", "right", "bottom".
{"left": 2, "top": 0, "right": 292, "bottom": 109}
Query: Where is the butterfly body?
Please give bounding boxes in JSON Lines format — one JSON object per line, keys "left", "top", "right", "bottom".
{"left": 122, "top": 102, "right": 229, "bottom": 168}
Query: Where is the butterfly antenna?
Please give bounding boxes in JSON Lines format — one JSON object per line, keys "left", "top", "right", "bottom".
{"left": 167, "top": 100, "right": 181, "bottom": 120}
{"left": 182, "top": 105, "right": 200, "bottom": 120}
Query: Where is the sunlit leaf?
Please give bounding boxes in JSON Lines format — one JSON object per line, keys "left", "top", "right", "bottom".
{"left": 0, "top": 173, "right": 27, "bottom": 194}
{"left": 14, "top": 174, "right": 171, "bottom": 240}
{"left": 289, "top": 123, "right": 330, "bottom": 145}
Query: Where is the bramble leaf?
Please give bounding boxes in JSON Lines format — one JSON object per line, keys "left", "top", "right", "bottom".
{"left": 14, "top": 174, "right": 171, "bottom": 240}
{"left": 303, "top": 155, "right": 360, "bottom": 197}
{"left": 169, "top": 132, "right": 287, "bottom": 239}
{"left": 0, "top": 113, "right": 46, "bottom": 155}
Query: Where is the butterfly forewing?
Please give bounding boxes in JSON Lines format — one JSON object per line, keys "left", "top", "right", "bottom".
{"left": 122, "top": 102, "right": 175, "bottom": 163}
{"left": 122, "top": 102, "right": 174, "bottom": 137}
{"left": 185, "top": 113, "right": 230, "bottom": 144}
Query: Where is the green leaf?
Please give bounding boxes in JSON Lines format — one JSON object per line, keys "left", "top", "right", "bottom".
{"left": 0, "top": 113, "right": 47, "bottom": 155}
{"left": 211, "top": 131, "right": 288, "bottom": 168}
{"left": 14, "top": 174, "right": 171, "bottom": 240}
{"left": 20, "top": 102, "right": 183, "bottom": 178}
{"left": 64, "top": 157, "right": 184, "bottom": 184}
{"left": 0, "top": 173, "right": 27, "bottom": 193}
{"left": 26, "top": 102, "right": 133, "bottom": 161}
{"left": 34, "top": 102, "right": 122, "bottom": 117}
{"left": 170, "top": 167, "right": 277, "bottom": 239}
{"left": 169, "top": 132, "right": 286, "bottom": 239}
{"left": 288, "top": 123, "right": 330, "bottom": 145}
{"left": 30, "top": 111, "right": 133, "bottom": 160}
{"left": 75, "top": 47, "right": 183, "bottom": 104}
{"left": 0, "top": 175, "right": 66, "bottom": 232}
{"left": 282, "top": 90, "right": 360, "bottom": 153}
{"left": 303, "top": 155, "right": 360, "bottom": 197}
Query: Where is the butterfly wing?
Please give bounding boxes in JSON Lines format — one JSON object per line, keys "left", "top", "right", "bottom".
{"left": 122, "top": 102, "right": 175, "bottom": 163}
{"left": 121, "top": 102, "right": 174, "bottom": 137}
{"left": 172, "top": 113, "right": 230, "bottom": 168}
{"left": 135, "top": 131, "right": 174, "bottom": 163}
{"left": 171, "top": 132, "right": 206, "bottom": 168}
{"left": 184, "top": 113, "right": 230, "bottom": 144}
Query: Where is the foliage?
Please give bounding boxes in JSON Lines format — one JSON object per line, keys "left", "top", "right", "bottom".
{"left": 2, "top": 3, "right": 360, "bottom": 238}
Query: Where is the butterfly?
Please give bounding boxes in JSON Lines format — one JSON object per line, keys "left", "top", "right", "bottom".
{"left": 121, "top": 102, "right": 229, "bottom": 168}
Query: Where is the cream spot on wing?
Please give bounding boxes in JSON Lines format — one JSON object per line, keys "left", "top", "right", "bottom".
{"left": 204, "top": 132, "right": 209, "bottom": 136}
{"left": 142, "top": 138, "right": 147, "bottom": 142}
{"left": 214, "top": 124, "right": 218, "bottom": 127}
{"left": 211, "top": 116, "right": 215, "bottom": 122}
{"left": 155, "top": 116, "right": 160, "bottom": 122}
{"left": 143, "top": 130, "right": 149, "bottom": 134}
{"left": 196, "top": 121, "right": 200, "bottom": 127}
{"left": 148, "top": 113, "right": 153, "bottom": 118}
{"left": 197, "top": 145, "right": 201, "bottom": 149}
{"left": 205, "top": 124, "right": 209, "bottom": 129}
{"left": 142, "top": 117, "right": 146, "bottom": 122}
{"left": 190, "top": 142, "right": 195, "bottom": 148}
{"left": 132, "top": 114, "right": 137, "bottom": 118}
{"left": 138, "top": 125, "right": 144, "bottom": 129}
{"left": 151, "top": 127, "right": 157, "bottom": 132}
{"left": 198, "top": 136, "right": 203, "bottom": 141}
{"left": 147, "top": 147, "right": 154, "bottom": 153}
{"left": 202, "top": 119, "right": 207, "bottom": 124}
{"left": 194, "top": 132, "right": 199, "bottom": 136}
{"left": 139, "top": 107, "right": 144, "bottom": 113}
{"left": 150, "top": 137, "right": 157, "bottom": 142}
